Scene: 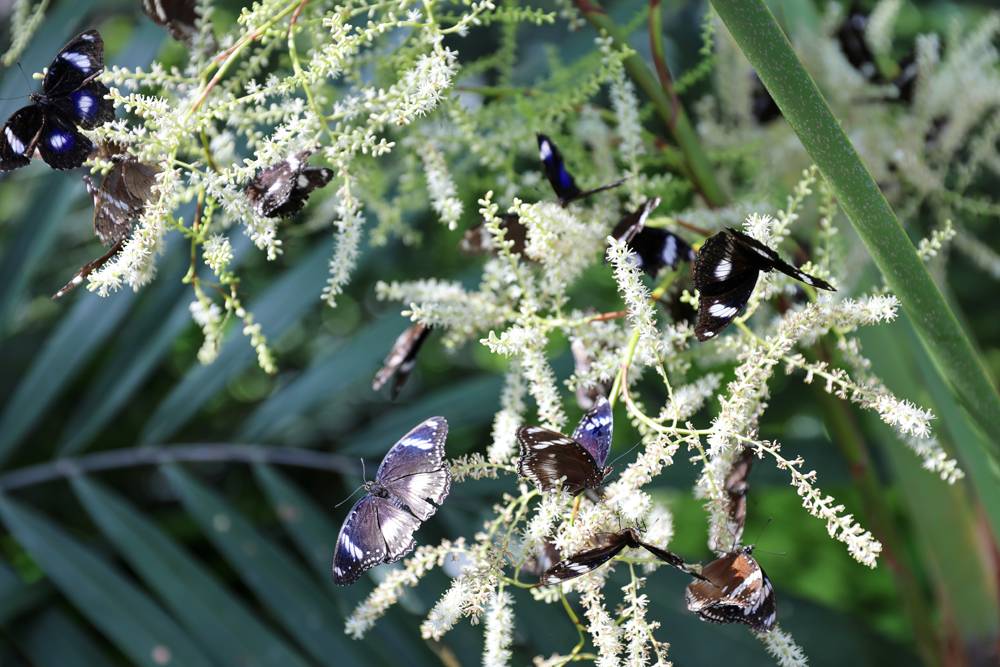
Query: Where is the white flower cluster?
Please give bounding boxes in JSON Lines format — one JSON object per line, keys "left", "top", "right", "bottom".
{"left": 482, "top": 590, "right": 514, "bottom": 667}
{"left": 421, "top": 143, "right": 463, "bottom": 230}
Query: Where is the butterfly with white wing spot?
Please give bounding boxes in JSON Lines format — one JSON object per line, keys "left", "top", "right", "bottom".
{"left": 245, "top": 150, "right": 333, "bottom": 218}
{"left": 693, "top": 228, "right": 835, "bottom": 341}
{"left": 537, "top": 527, "right": 704, "bottom": 586}
{"left": 0, "top": 30, "right": 115, "bottom": 171}
{"left": 517, "top": 396, "right": 613, "bottom": 496}
{"left": 332, "top": 416, "right": 451, "bottom": 585}
{"left": 143, "top": 0, "right": 200, "bottom": 43}
{"left": 685, "top": 545, "right": 776, "bottom": 632}
{"left": 610, "top": 197, "right": 695, "bottom": 277}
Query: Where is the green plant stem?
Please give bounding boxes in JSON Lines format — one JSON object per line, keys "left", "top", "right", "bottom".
{"left": 812, "top": 382, "right": 939, "bottom": 666}
{"left": 0, "top": 444, "right": 358, "bottom": 492}
{"left": 573, "top": 0, "right": 726, "bottom": 207}
{"left": 709, "top": 0, "right": 1000, "bottom": 511}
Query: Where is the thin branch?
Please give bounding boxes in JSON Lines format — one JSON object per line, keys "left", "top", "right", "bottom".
{"left": 0, "top": 444, "right": 359, "bottom": 492}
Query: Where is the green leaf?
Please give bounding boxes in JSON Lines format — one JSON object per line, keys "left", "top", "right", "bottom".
{"left": 239, "top": 314, "right": 402, "bottom": 442}
{"left": 162, "top": 464, "right": 365, "bottom": 665}
{"left": 0, "top": 560, "right": 50, "bottom": 624}
{"left": 708, "top": 0, "right": 1000, "bottom": 531}
{"left": 71, "top": 476, "right": 312, "bottom": 667}
{"left": 140, "top": 243, "right": 330, "bottom": 445}
{"left": 12, "top": 609, "right": 116, "bottom": 667}
{"left": 0, "top": 495, "right": 216, "bottom": 667}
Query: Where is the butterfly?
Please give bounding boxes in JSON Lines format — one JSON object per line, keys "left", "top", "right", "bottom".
{"left": 571, "top": 339, "right": 610, "bottom": 411}
{"left": 537, "top": 528, "right": 702, "bottom": 586}
{"left": 372, "top": 322, "right": 431, "bottom": 400}
{"left": 836, "top": 4, "right": 878, "bottom": 81}
{"left": 685, "top": 545, "right": 776, "bottom": 632}
{"left": 332, "top": 416, "right": 451, "bottom": 585}
{"left": 611, "top": 198, "right": 695, "bottom": 277}
{"left": 692, "top": 228, "right": 835, "bottom": 341}
{"left": 537, "top": 134, "right": 624, "bottom": 206}
{"left": 722, "top": 446, "right": 755, "bottom": 545}
{"left": 517, "top": 395, "right": 613, "bottom": 496}
{"left": 521, "top": 540, "right": 562, "bottom": 579}
{"left": 0, "top": 30, "right": 114, "bottom": 172}
{"left": 750, "top": 72, "right": 781, "bottom": 124}
{"left": 459, "top": 213, "right": 528, "bottom": 257}
{"left": 143, "top": 0, "right": 199, "bottom": 42}
{"left": 245, "top": 150, "right": 333, "bottom": 218}
{"left": 53, "top": 148, "right": 158, "bottom": 299}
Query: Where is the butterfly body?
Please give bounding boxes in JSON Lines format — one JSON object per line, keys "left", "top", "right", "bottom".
{"left": 1, "top": 31, "right": 114, "bottom": 172}
{"left": 693, "top": 228, "right": 834, "bottom": 341}
{"left": 538, "top": 528, "right": 700, "bottom": 586}
{"left": 517, "top": 396, "right": 613, "bottom": 496}
{"left": 685, "top": 545, "right": 776, "bottom": 632}
{"left": 611, "top": 198, "right": 695, "bottom": 276}
{"left": 333, "top": 417, "right": 451, "bottom": 585}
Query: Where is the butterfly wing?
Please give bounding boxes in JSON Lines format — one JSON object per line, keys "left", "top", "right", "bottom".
{"left": 537, "top": 133, "right": 581, "bottom": 203}
{"left": 0, "top": 106, "right": 44, "bottom": 171}
{"left": 42, "top": 30, "right": 105, "bottom": 99}
{"left": 611, "top": 198, "right": 659, "bottom": 244}
{"left": 52, "top": 239, "right": 125, "bottom": 300}
{"left": 372, "top": 323, "right": 431, "bottom": 399}
{"left": 89, "top": 162, "right": 145, "bottom": 245}
{"left": 522, "top": 540, "right": 562, "bottom": 577}
{"left": 460, "top": 214, "right": 528, "bottom": 256}
{"left": 49, "top": 81, "right": 114, "bottom": 130}
{"left": 376, "top": 416, "right": 451, "bottom": 521}
{"left": 271, "top": 166, "right": 333, "bottom": 217}
{"left": 692, "top": 230, "right": 764, "bottom": 341}
{"left": 143, "top": 0, "right": 200, "bottom": 42}
{"left": 517, "top": 426, "right": 605, "bottom": 495}
{"left": 332, "top": 495, "right": 387, "bottom": 585}
{"left": 637, "top": 540, "right": 705, "bottom": 579}
{"left": 246, "top": 159, "right": 298, "bottom": 218}
{"left": 685, "top": 549, "right": 776, "bottom": 631}
{"left": 723, "top": 446, "right": 755, "bottom": 544}
{"left": 36, "top": 112, "right": 94, "bottom": 170}
{"left": 538, "top": 531, "right": 630, "bottom": 585}
{"left": 728, "top": 229, "right": 834, "bottom": 291}
{"left": 570, "top": 395, "right": 613, "bottom": 469}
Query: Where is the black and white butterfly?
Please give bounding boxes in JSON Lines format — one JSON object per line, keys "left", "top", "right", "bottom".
{"left": 372, "top": 322, "right": 431, "bottom": 400}
{"left": 685, "top": 545, "right": 776, "bottom": 632}
{"left": 143, "top": 0, "right": 199, "bottom": 43}
{"left": 538, "top": 528, "right": 702, "bottom": 586}
{"left": 332, "top": 416, "right": 451, "bottom": 585}
{"left": 0, "top": 30, "right": 114, "bottom": 172}
{"left": 692, "top": 228, "right": 835, "bottom": 341}
{"left": 537, "top": 134, "right": 624, "bottom": 206}
{"left": 611, "top": 198, "right": 695, "bottom": 277}
{"left": 459, "top": 213, "right": 528, "bottom": 257}
{"left": 517, "top": 396, "right": 613, "bottom": 496}
{"left": 245, "top": 150, "right": 333, "bottom": 218}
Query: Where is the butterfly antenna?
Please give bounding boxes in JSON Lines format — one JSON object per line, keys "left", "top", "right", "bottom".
{"left": 748, "top": 516, "right": 774, "bottom": 548}
{"left": 607, "top": 440, "right": 644, "bottom": 468}
{"left": 333, "top": 484, "right": 365, "bottom": 509}
{"left": 16, "top": 62, "right": 32, "bottom": 94}
{"left": 360, "top": 457, "right": 367, "bottom": 483}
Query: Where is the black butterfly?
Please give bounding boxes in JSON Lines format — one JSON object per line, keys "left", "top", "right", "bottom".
{"left": 750, "top": 72, "right": 781, "bottom": 124}
{"left": 692, "top": 229, "right": 835, "bottom": 341}
{"left": 0, "top": 30, "right": 114, "bottom": 172}
{"left": 245, "top": 150, "right": 333, "bottom": 218}
{"left": 685, "top": 545, "right": 776, "bottom": 632}
{"left": 611, "top": 198, "right": 695, "bottom": 277}
{"left": 333, "top": 416, "right": 451, "bottom": 585}
{"left": 372, "top": 322, "right": 431, "bottom": 399}
{"left": 517, "top": 396, "right": 613, "bottom": 496}
{"left": 143, "top": 0, "right": 199, "bottom": 42}
{"left": 459, "top": 213, "right": 528, "bottom": 257}
{"left": 723, "top": 446, "right": 755, "bottom": 544}
{"left": 537, "top": 528, "right": 702, "bottom": 586}
{"left": 537, "top": 134, "right": 624, "bottom": 206}
{"left": 836, "top": 4, "right": 878, "bottom": 81}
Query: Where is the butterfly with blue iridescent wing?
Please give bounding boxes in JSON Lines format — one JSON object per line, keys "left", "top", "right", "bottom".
{"left": 1, "top": 30, "right": 114, "bottom": 171}
{"left": 516, "top": 396, "right": 613, "bottom": 496}
{"left": 332, "top": 416, "right": 451, "bottom": 585}
{"left": 536, "top": 134, "right": 624, "bottom": 207}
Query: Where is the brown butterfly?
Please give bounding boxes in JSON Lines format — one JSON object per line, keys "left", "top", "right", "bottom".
{"left": 372, "top": 323, "right": 431, "bottom": 399}
{"left": 685, "top": 545, "right": 776, "bottom": 632}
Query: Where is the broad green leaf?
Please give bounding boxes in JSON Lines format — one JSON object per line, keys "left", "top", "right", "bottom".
{"left": 162, "top": 464, "right": 365, "bottom": 665}
{"left": 239, "top": 314, "right": 402, "bottom": 442}
{"left": 140, "top": 243, "right": 330, "bottom": 445}
{"left": 12, "top": 608, "right": 116, "bottom": 667}
{"left": 72, "top": 476, "right": 312, "bottom": 667}
{"left": 0, "top": 495, "right": 215, "bottom": 667}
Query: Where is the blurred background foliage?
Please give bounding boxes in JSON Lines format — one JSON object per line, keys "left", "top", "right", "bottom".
{"left": 0, "top": 0, "right": 998, "bottom": 665}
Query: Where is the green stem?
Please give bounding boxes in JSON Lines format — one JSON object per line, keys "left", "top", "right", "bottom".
{"left": 573, "top": 0, "right": 726, "bottom": 207}
{"left": 709, "top": 0, "right": 1000, "bottom": 517}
